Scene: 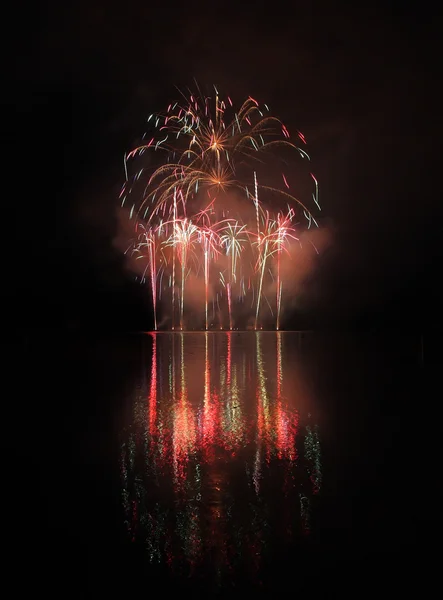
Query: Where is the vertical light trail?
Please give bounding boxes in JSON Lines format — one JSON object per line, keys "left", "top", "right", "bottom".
{"left": 256, "top": 333, "right": 270, "bottom": 443}
{"left": 227, "top": 283, "right": 232, "bottom": 330}
{"left": 276, "top": 247, "right": 282, "bottom": 331}
{"left": 149, "top": 333, "right": 157, "bottom": 435}
{"left": 204, "top": 244, "right": 209, "bottom": 330}
{"left": 172, "top": 332, "right": 179, "bottom": 483}
{"left": 172, "top": 189, "right": 177, "bottom": 330}
{"left": 173, "top": 332, "right": 196, "bottom": 486}
{"left": 171, "top": 332, "right": 176, "bottom": 399}
{"left": 202, "top": 331, "right": 215, "bottom": 459}
{"left": 180, "top": 331, "right": 185, "bottom": 400}
{"left": 180, "top": 244, "right": 186, "bottom": 331}
{"left": 227, "top": 332, "right": 232, "bottom": 387}
{"left": 205, "top": 332, "right": 210, "bottom": 405}
{"left": 220, "top": 223, "right": 247, "bottom": 331}
{"left": 275, "top": 331, "right": 290, "bottom": 460}
{"left": 255, "top": 239, "right": 268, "bottom": 329}
{"left": 148, "top": 236, "right": 158, "bottom": 331}
{"left": 276, "top": 331, "right": 282, "bottom": 400}
{"left": 254, "top": 171, "right": 260, "bottom": 242}
{"left": 254, "top": 334, "right": 265, "bottom": 494}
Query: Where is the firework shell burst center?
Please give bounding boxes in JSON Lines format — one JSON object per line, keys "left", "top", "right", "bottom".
{"left": 120, "top": 85, "right": 321, "bottom": 331}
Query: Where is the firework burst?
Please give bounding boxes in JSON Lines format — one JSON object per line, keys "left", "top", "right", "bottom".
{"left": 122, "top": 85, "right": 320, "bottom": 330}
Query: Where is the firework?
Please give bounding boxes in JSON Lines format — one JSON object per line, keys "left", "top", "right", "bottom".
{"left": 197, "top": 225, "right": 221, "bottom": 330}
{"left": 123, "top": 86, "right": 320, "bottom": 329}
{"left": 220, "top": 222, "right": 248, "bottom": 329}
{"left": 132, "top": 223, "right": 158, "bottom": 330}
{"left": 270, "top": 208, "right": 298, "bottom": 330}
{"left": 164, "top": 218, "right": 199, "bottom": 330}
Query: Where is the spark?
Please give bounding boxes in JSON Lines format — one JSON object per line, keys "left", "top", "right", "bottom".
{"left": 121, "top": 86, "right": 322, "bottom": 329}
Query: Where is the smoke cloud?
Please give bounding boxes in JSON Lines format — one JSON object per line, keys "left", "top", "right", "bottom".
{"left": 114, "top": 195, "right": 332, "bottom": 329}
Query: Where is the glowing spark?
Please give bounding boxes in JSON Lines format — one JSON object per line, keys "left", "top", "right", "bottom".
{"left": 120, "top": 86, "right": 322, "bottom": 330}
{"left": 282, "top": 173, "right": 290, "bottom": 189}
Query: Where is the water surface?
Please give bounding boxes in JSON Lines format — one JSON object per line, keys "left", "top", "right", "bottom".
{"left": 18, "top": 329, "right": 434, "bottom": 594}
{"left": 121, "top": 332, "right": 321, "bottom": 586}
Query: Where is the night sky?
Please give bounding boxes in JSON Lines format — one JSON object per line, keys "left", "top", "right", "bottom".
{"left": 8, "top": 2, "right": 442, "bottom": 331}
{"left": 5, "top": 4, "right": 443, "bottom": 589}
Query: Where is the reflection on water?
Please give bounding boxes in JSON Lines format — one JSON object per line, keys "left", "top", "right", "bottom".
{"left": 120, "top": 332, "right": 321, "bottom": 581}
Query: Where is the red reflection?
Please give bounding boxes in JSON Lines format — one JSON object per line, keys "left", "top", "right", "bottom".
{"left": 275, "top": 332, "right": 298, "bottom": 460}
{"left": 227, "top": 332, "right": 231, "bottom": 386}
{"left": 148, "top": 333, "right": 157, "bottom": 436}
{"left": 173, "top": 334, "right": 197, "bottom": 487}
{"left": 277, "top": 331, "right": 282, "bottom": 399}
{"left": 201, "top": 333, "right": 220, "bottom": 460}
{"left": 123, "top": 332, "right": 320, "bottom": 571}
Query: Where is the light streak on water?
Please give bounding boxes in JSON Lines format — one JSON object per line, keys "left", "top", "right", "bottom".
{"left": 120, "top": 332, "right": 321, "bottom": 578}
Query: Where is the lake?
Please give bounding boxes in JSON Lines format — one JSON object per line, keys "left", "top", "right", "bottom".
{"left": 15, "top": 330, "right": 437, "bottom": 595}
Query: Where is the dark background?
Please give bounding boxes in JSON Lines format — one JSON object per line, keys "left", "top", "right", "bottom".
{"left": 6, "top": 2, "right": 442, "bottom": 332}
{"left": 4, "top": 3, "right": 443, "bottom": 593}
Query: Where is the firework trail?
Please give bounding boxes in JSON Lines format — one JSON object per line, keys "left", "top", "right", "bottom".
{"left": 220, "top": 222, "right": 248, "bottom": 329}
{"left": 164, "top": 218, "right": 199, "bottom": 330}
{"left": 132, "top": 223, "right": 158, "bottom": 330}
{"left": 254, "top": 212, "right": 271, "bottom": 329}
{"left": 271, "top": 208, "right": 298, "bottom": 330}
{"left": 123, "top": 85, "right": 320, "bottom": 329}
{"left": 197, "top": 225, "right": 221, "bottom": 330}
